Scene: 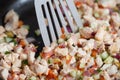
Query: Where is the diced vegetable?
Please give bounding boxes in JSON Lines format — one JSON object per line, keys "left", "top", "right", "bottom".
{"left": 70, "top": 70, "right": 77, "bottom": 78}
{"left": 5, "top": 31, "right": 14, "bottom": 37}
{"left": 29, "top": 76, "right": 37, "bottom": 80}
{"left": 93, "top": 74, "right": 100, "bottom": 80}
{"left": 22, "top": 25, "right": 30, "bottom": 30}
{"left": 79, "top": 62, "right": 85, "bottom": 68}
{"left": 94, "top": 12, "right": 100, "bottom": 18}
{"left": 35, "top": 29, "right": 41, "bottom": 36}
{"left": 4, "top": 37, "right": 13, "bottom": 43}
{"left": 58, "top": 38, "right": 64, "bottom": 44}
{"left": 22, "top": 60, "right": 28, "bottom": 65}
{"left": 104, "top": 56, "right": 113, "bottom": 64}
{"left": 100, "top": 51, "right": 109, "bottom": 60}
{"left": 4, "top": 51, "right": 11, "bottom": 55}
{"left": 58, "top": 75, "right": 63, "bottom": 80}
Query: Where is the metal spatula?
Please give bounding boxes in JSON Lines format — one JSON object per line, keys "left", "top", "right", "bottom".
{"left": 34, "top": 0, "right": 82, "bottom": 46}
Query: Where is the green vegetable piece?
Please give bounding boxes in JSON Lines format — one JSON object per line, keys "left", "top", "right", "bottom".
{"left": 104, "top": 56, "right": 113, "bottom": 64}
{"left": 5, "top": 51, "right": 11, "bottom": 55}
{"left": 22, "top": 60, "right": 28, "bottom": 65}
{"left": 22, "top": 25, "right": 30, "bottom": 30}
{"left": 5, "top": 31, "right": 14, "bottom": 38}
{"left": 95, "top": 0, "right": 98, "bottom": 3}
{"left": 4, "top": 37, "right": 13, "bottom": 43}
{"left": 29, "top": 76, "right": 37, "bottom": 80}
{"left": 35, "top": 29, "right": 41, "bottom": 36}
{"left": 70, "top": 70, "right": 77, "bottom": 78}
{"left": 101, "top": 51, "right": 109, "bottom": 60}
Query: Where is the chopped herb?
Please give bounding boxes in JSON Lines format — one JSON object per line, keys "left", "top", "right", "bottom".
{"left": 97, "top": 69, "right": 102, "bottom": 73}
{"left": 35, "top": 29, "right": 41, "bottom": 36}
{"left": 22, "top": 25, "right": 30, "bottom": 30}
{"left": 5, "top": 51, "right": 11, "bottom": 55}
{"left": 106, "top": 27, "right": 109, "bottom": 31}
{"left": 12, "top": 39, "right": 17, "bottom": 45}
{"left": 95, "top": 0, "right": 98, "bottom": 3}
{"left": 22, "top": 60, "right": 28, "bottom": 65}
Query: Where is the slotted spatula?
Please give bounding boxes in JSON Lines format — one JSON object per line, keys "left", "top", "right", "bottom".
{"left": 34, "top": 0, "right": 82, "bottom": 46}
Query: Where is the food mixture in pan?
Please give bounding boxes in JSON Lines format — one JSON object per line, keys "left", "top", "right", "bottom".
{"left": 0, "top": 0, "right": 120, "bottom": 80}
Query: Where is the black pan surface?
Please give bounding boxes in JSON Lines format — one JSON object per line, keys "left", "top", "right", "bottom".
{"left": 0, "top": 0, "right": 44, "bottom": 55}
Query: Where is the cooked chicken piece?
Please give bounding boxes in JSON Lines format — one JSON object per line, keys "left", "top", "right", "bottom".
{"left": 34, "top": 59, "right": 49, "bottom": 75}
{"left": 19, "top": 74, "right": 26, "bottom": 80}
{"left": 14, "top": 27, "right": 28, "bottom": 39}
{"left": 82, "top": 4, "right": 93, "bottom": 15}
{"left": 103, "top": 32, "right": 113, "bottom": 44}
{"left": 12, "top": 59, "right": 21, "bottom": 68}
{"left": 69, "top": 56, "right": 76, "bottom": 64}
{"left": 67, "top": 33, "right": 80, "bottom": 47}
{"left": 109, "top": 43, "right": 119, "bottom": 55}
{"left": 96, "top": 55, "right": 103, "bottom": 67}
{"left": 4, "top": 53, "right": 19, "bottom": 65}
{"left": 4, "top": 10, "right": 19, "bottom": 31}
{"left": 111, "top": 12, "right": 120, "bottom": 27}
{"left": 0, "top": 59, "right": 11, "bottom": 69}
{"left": 86, "top": 57, "right": 95, "bottom": 68}
{"left": 0, "top": 43, "right": 14, "bottom": 53}
{"left": 55, "top": 47, "right": 68, "bottom": 56}
{"left": 83, "top": 39, "right": 95, "bottom": 51}
{"left": 101, "top": 64, "right": 112, "bottom": 70}
{"left": 0, "top": 68, "right": 9, "bottom": 80}
{"left": 107, "top": 65, "right": 118, "bottom": 75}
{"left": 20, "top": 53, "right": 27, "bottom": 60}
{"left": 95, "top": 27, "right": 106, "bottom": 41}
{"left": 102, "top": 71, "right": 111, "bottom": 80}
{"left": 28, "top": 51, "right": 35, "bottom": 65}
{"left": 23, "top": 65, "right": 36, "bottom": 76}
{"left": 77, "top": 48, "right": 87, "bottom": 57}
{"left": 98, "top": 0, "right": 116, "bottom": 8}
{"left": 80, "top": 27, "right": 93, "bottom": 39}
{"left": 69, "top": 46, "right": 78, "bottom": 56}
{"left": 0, "top": 26, "right": 5, "bottom": 34}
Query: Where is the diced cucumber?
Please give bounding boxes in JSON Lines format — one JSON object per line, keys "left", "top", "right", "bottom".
{"left": 100, "top": 51, "right": 109, "bottom": 60}
{"left": 70, "top": 70, "right": 77, "bottom": 78}
{"left": 93, "top": 74, "right": 100, "bottom": 80}
{"left": 94, "top": 12, "right": 100, "bottom": 18}
{"left": 29, "top": 76, "right": 36, "bottom": 80}
{"left": 58, "top": 38, "right": 64, "bottom": 44}
{"left": 58, "top": 75, "right": 64, "bottom": 80}
{"left": 4, "top": 37, "right": 13, "bottom": 43}
{"left": 22, "top": 25, "right": 30, "bottom": 30}
{"left": 104, "top": 56, "right": 113, "bottom": 64}
{"left": 79, "top": 62, "right": 85, "bottom": 68}
{"left": 35, "top": 29, "right": 41, "bottom": 36}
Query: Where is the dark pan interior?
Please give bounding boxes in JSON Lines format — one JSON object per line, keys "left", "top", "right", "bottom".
{"left": 0, "top": 0, "right": 44, "bottom": 57}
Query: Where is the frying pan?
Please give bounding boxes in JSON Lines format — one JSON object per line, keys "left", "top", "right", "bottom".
{"left": 0, "top": 0, "right": 44, "bottom": 57}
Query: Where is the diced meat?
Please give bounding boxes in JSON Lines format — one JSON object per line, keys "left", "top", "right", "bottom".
{"left": 5, "top": 10, "right": 19, "bottom": 31}
{"left": 96, "top": 55, "right": 103, "bottom": 67}
{"left": 55, "top": 47, "right": 68, "bottom": 56}
{"left": 28, "top": 51, "right": 35, "bottom": 65}
{"left": 0, "top": 68, "right": 9, "bottom": 80}
{"left": 0, "top": 26, "right": 5, "bottom": 34}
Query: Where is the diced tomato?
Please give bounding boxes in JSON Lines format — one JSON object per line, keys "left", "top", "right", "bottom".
{"left": 60, "top": 34, "right": 66, "bottom": 40}
{"left": 66, "top": 55, "right": 72, "bottom": 64}
{"left": 41, "top": 50, "right": 54, "bottom": 59}
{"left": 47, "top": 69, "right": 57, "bottom": 79}
{"left": 18, "top": 20, "right": 23, "bottom": 28}
{"left": 75, "top": 1, "right": 82, "bottom": 8}
{"left": 61, "top": 27, "right": 65, "bottom": 34}
{"left": 19, "top": 39, "right": 26, "bottom": 47}
{"left": 100, "top": 76, "right": 105, "bottom": 80}
{"left": 91, "top": 49, "right": 98, "bottom": 57}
